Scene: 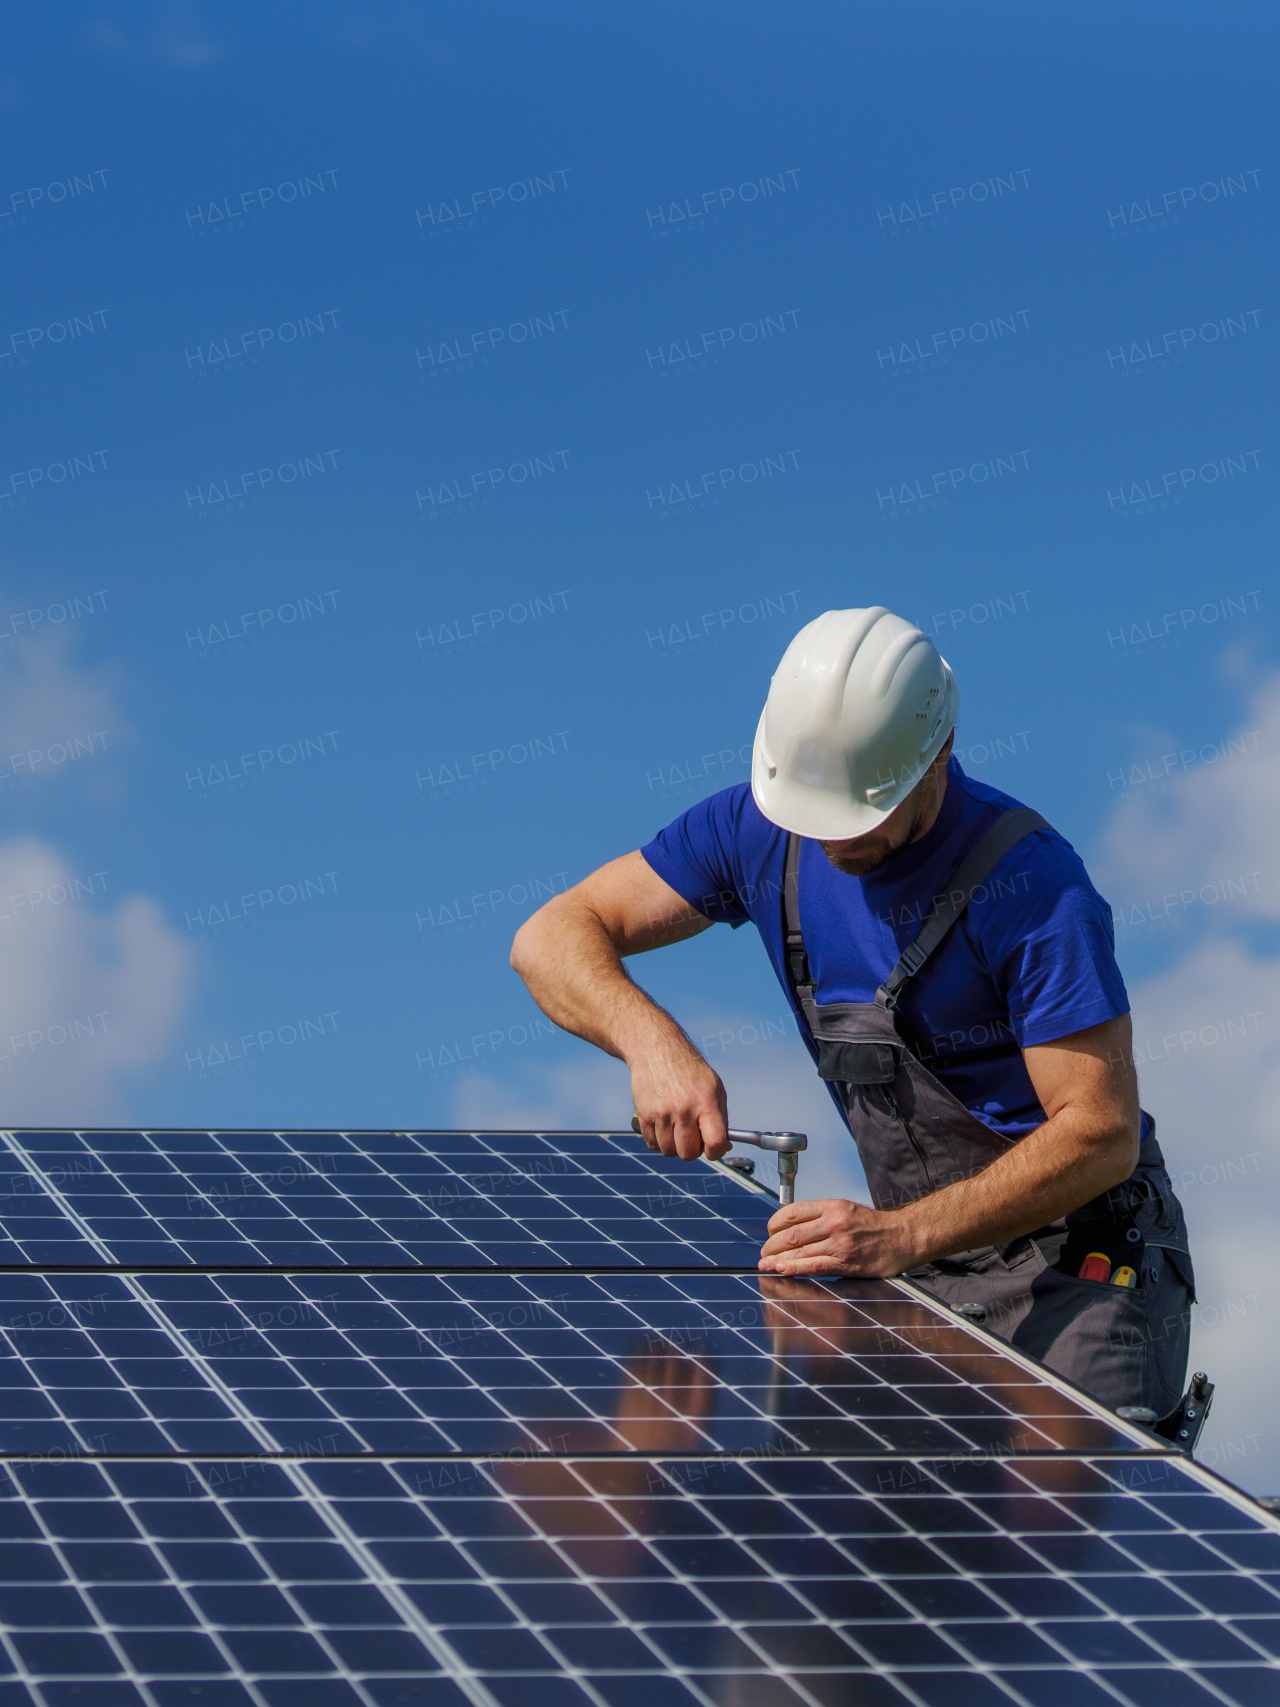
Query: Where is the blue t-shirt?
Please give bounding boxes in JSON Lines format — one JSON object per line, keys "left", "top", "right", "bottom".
{"left": 641, "top": 759, "right": 1135, "bottom": 1141}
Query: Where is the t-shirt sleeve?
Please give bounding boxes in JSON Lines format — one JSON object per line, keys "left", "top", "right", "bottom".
{"left": 977, "top": 837, "right": 1130, "bottom": 1047}
{"left": 640, "top": 785, "right": 757, "bottom": 926}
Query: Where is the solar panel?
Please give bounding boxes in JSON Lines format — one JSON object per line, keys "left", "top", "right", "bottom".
{"left": 0, "top": 1127, "right": 1276, "bottom": 1706}
{"left": 0, "top": 1130, "right": 768, "bottom": 1268}
{"left": 0, "top": 1269, "right": 1139, "bottom": 1460}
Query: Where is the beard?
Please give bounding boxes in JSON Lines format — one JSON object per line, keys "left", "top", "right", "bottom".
{"left": 819, "top": 792, "right": 925, "bottom": 876}
{"left": 821, "top": 841, "right": 897, "bottom": 876}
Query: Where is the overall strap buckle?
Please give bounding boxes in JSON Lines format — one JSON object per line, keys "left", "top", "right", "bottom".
{"left": 880, "top": 941, "right": 927, "bottom": 1007}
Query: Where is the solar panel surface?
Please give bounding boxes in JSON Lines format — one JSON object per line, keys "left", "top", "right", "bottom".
{"left": 0, "top": 1127, "right": 1275, "bottom": 1707}
{"left": 0, "top": 1130, "right": 765, "bottom": 1267}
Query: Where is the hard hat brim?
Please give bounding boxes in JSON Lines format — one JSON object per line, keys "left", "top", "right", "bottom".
{"left": 749, "top": 678, "right": 957, "bottom": 840}
{"left": 750, "top": 747, "right": 904, "bottom": 837}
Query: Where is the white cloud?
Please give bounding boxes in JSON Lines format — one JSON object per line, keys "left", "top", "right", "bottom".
{"left": 0, "top": 631, "right": 125, "bottom": 800}
{"left": 0, "top": 628, "right": 190, "bottom": 1117}
{"left": 85, "top": 3, "right": 224, "bottom": 70}
{"left": 1095, "top": 670, "right": 1278, "bottom": 922}
{"left": 330, "top": 8, "right": 456, "bottom": 62}
{"left": 0, "top": 837, "right": 194, "bottom": 1123}
{"left": 1094, "top": 668, "right": 1280, "bottom": 1495}
{"left": 452, "top": 1052, "right": 631, "bottom": 1133}
{"left": 1117, "top": 936, "right": 1280, "bottom": 1491}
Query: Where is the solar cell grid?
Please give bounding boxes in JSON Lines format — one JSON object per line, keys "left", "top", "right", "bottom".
{"left": 0, "top": 1130, "right": 770, "bottom": 1268}
{"left": 0, "top": 1455, "right": 1275, "bottom": 1704}
{"left": 0, "top": 1268, "right": 1130, "bottom": 1460}
{"left": 0, "top": 1128, "right": 1274, "bottom": 1707}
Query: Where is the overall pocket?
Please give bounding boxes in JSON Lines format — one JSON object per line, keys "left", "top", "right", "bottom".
{"left": 1013, "top": 1262, "right": 1157, "bottom": 1411}
{"left": 817, "top": 1039, "right": 897, "bottom": 1085}
{"left": 1054, "top": 1219, "right": 1147, "bottom": 1285}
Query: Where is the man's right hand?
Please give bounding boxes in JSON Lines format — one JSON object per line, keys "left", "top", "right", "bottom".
{"left": 630, "top": 1036, "right": 730, "bottom": 1161}
{"left": 510, "top": 850, "right": 730, "bottom": 1160}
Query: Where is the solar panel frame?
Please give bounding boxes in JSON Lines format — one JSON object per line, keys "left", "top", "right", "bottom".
{"left": 0, "top": 1127, "right": 1273, "bottom": 1707}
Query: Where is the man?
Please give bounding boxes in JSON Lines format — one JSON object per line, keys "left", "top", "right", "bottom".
{"left": 512, "top": 607, "right": 1194, "bottom": 1416}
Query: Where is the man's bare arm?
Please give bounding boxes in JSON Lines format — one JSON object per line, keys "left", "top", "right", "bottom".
{"left": 510, "top": 852, "right": 730, "bottom": 1159}
{"left": 759, "top": 1013, "right": 1141, "bottom": 1276}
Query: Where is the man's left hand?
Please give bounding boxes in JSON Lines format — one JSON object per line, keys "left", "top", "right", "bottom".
{"left": 758, "top": 1197, "right": 919, "bottom": 1277}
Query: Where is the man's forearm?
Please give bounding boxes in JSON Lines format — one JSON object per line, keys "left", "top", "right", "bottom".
{"left": 760, "top": 1108, "right": 1140, "bottom": 1278}
{"left": 761, "top": 1014, "right": 1143, "bottom": 1279}
{"left": 511, "top": 856, "right": 730, "bottom": 1159}
{"left": 897, "top": 1108, "right": 1139, "bottom": 1265}
{"left": 511, "top": 899, "right": 683, "bottom": 1064}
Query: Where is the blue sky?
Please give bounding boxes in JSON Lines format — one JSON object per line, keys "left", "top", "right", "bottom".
{"left": 1, "top": 3, "right": 1277, "bottom": 1486}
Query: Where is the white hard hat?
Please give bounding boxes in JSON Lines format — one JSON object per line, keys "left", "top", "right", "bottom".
{"left": 751, "top": 607, "right": 958, "bottom": 839}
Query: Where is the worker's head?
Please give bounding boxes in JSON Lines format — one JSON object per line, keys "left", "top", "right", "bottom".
{"left": 751, "top": 607, "right": 958, "bottom": 853}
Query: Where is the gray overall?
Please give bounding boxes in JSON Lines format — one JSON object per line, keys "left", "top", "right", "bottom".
{"left": 783, "top": 809, "right": 1195, "bottom": 1418}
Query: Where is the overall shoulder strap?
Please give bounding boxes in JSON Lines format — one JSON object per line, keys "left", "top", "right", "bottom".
{"left": 878, "top": 806, "right": 1050, "bottom": 1008}
{"left": 782, "top": 833, "right": 814, "bottom": 1010}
